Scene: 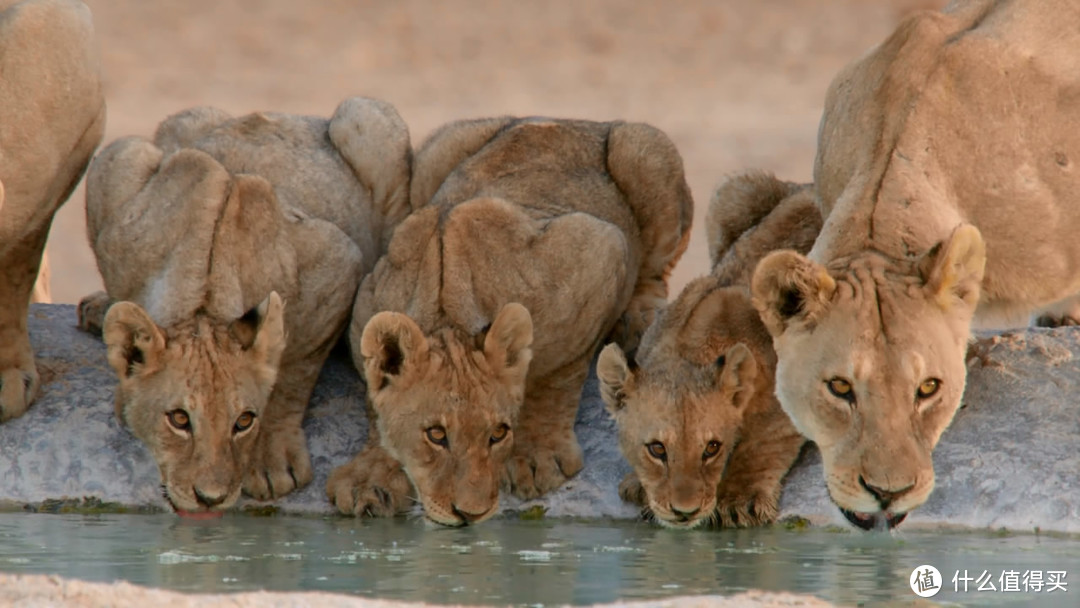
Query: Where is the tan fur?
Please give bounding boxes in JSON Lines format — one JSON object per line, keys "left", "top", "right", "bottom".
{"left": 599, "top": 172, "right": 819, "bottom": 528}
{"left": 0, "top": 0, "right": 105, "bottom": 421}
{"left": 750, "top": 0, "right": 1078, "bottom": 525}
{"left": 81, "top": 98, "right": 411, "bottom": 513}
{"left": 327, "top": 117, "right": 693, "bottom": 526}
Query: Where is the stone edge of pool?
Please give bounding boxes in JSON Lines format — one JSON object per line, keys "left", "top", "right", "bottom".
{"left": 0, "top": 573, "right": 839, "bottom": 608}
{"left": 1, "top": 305, "right": 1077, "bottom": 534}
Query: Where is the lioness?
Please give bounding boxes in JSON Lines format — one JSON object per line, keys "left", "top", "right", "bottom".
{"left": 750, "top": 0, "right": 1080, "bottom": 530}
{"left": 327, "top": 117, "right": 693, "bottom": 526}
{"left": 79, "top": 98, "right": 412, "bottom": 514}
{"left": 598, "top": 172, "right": 819, "bottom": 528}
{"left": 0, "top": 0, "right": 105, "bottom": 422}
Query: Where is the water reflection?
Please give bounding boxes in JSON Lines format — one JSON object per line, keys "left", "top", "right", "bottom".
{"left": 0, "top": 513, "right": 1077, "bottom": 606}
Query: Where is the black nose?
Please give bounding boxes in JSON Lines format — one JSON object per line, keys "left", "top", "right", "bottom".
{"left": 859, "top": 476, "right": 913, "bottom": 509}
{"left": 451, "top": 505, "right": 488, "bottom": 524}
{"left": 193, "top": 487, "right": 227, "bottom": 508}
{"left": 670, "top": 505, "right": 701, "bottom": 521}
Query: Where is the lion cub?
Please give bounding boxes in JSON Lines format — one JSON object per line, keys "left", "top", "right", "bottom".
{"left": 327, "top": 117, "right": 693, "bottom": 526}
{"left": 598, "top": 172, "right": 821, "bottom": 528}
{"left": 79, "top": 98, "right": 411, "bottom": 515}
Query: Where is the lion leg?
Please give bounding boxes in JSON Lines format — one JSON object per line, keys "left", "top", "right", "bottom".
{"left": 504, "top": 358, "right": 589, "bottom": 499}
{"left": 242, "top": 359, "right": 320, "bottom": 500}
{"left": 0, "top": 221, "right": 49, "bottom": 422}
{"left": 713, "top": 415, "right": 805, "bottom": 528}
{"left": 76, "top": 290, "right": 114, "bottom": 337}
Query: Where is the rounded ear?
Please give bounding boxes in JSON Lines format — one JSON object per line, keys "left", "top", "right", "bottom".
{"left": 920, "top": 224, "right": 986, "bottom": 310}
{"left": 360, "top": 311, "right": 429, "bottom": 391}
{"left": 750, "top": 250, "right": 836, "bottom": 337}
{"left": 103, "top": 302, "right": 166, "bottom": 381}
{"left": 232, "top": 292, "right": 287, "bottom": 379}
{"left": 716, "top": 342, "right": 758, "bottom": 411}
{"left": 597, "top": 343, "right": 634, "bottom": 416}
{"left": 484, "top": 303, "right": 533, "bottom": 385}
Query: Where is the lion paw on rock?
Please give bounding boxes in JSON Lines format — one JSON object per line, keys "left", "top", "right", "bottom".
{"left": 243, "top": 425, "right": 314, "bottom": 501}
{"left": 714, "top": 486, "right": 780, "bottom": 528}
{"left": 504, "top": 438, "right": 584, "bottom": 500}
{"left": 327, "top": 447, "right": 416, "bottom": 518}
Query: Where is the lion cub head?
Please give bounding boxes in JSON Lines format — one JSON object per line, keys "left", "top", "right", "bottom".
{"left": 597, "top": 281, "right": 767, "bottom": 529}
{"left": 751, "top": 225, "right": 986, "bottom": 529}
{"left": 359, "top": 303, "right": 533, "bottom": 526}
{"left": 103, "top": 293, "right": 286, "bottom": 514}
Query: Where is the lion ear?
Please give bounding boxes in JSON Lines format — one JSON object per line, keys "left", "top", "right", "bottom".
{"left": 751, "top": 250, "right": 836, "bottom": 337}
{"left": 230, "top": 292, "right": 287, "bottom": 379}
{"left": 484, "top": 303, "right": 533, "bottom": 385}
{"left": 920, "top": 224, "right": 986, "bottom": 310}
{"left": 716, "top": 342, "right": 758, "bottom": 411}
{"left": 103, "top": 302, "right": 167, "bottom": 381}
{"left": 597, "top": 343, "right": 634, "bottom": 416}
{"left": 360, "top": 311, "right": 429, "bottom": 391}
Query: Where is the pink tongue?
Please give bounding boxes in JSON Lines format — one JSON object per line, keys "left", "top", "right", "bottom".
{"left": 176, "top": 509, "right": 224, "bottom": 520}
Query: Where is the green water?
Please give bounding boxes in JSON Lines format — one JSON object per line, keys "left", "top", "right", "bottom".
{"left": 0, "top": 513, "right": 1078, "bottom": 606}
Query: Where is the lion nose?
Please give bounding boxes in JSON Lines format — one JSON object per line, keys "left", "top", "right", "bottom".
{"left": 193, "top": 487, "right": 228, "bottom": 508}
{"left": 859, "top": 476, "right": 914, "bottom": 509}
{"left": 670, "top": 504, "right": 701, "bottom": 521}
{"left": 451, "top": 504, "right": 490, "bottom": 525}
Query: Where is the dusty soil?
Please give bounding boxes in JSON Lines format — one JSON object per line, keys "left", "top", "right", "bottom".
{"left": 48, "top": 0, "right": 945, "bottom": 304}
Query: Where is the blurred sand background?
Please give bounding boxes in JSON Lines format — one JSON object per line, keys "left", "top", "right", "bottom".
{"left": 48, "top": 0, "right": 945, "bottom": 304}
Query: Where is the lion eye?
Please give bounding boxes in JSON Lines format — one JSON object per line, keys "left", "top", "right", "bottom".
{"left": 917, "top": 378, "right": 941, "bottom": 399}
{"left": 646, "top": 441, "right": 667, "bottom": 461}
{"left": 233, "top": 412, "right": 256, "bottom": 433}
{"left": 490, "top": 423, "right": 510, "bottom": 445}
{"left": 826, "top": 377, "right": 855, "bottom": 403}
{"left": 702, "top": 440, "right": 722, "bottom": 460}
{"left": 426, "top": 426, "right": 449, "bottom": 448}
{"left": 167, "top": 409, "right": 191, "bottom": 431}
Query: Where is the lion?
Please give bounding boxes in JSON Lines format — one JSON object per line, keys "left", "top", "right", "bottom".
{"left": 750, "top": 0, "right": 1080, "bottom": 530}
{"left": 78, "top": 97, "right": 412, "bottom": 515}
{"left": 326, "top": 116, "right": 693, "bottom": 526}
{"left": 598, "top": 172, "right": 820, "bottom": 529}
{"left": 0, "top": 0, "right": 105, "bottom": 422}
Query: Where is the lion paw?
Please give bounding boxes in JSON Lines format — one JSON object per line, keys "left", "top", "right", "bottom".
{"left": 618, "top": 472, "right": 647, "bottom": 506}
{"left": 243, "top": 424, "right": 313, "bottom": 501}
{"left": 714, "top": 486, "right": 779, "bottom": 528}
{"left": 326, "top": 447, "right": 415, "bottom": 517}
{"left": 504, "top": 436, "right": 584, "bottom": 500}
{"left": 77, "top": 291, "right": 112, "bottom": 336}
{"left": 0, "top": 365, "right": 37, "bottom": 423}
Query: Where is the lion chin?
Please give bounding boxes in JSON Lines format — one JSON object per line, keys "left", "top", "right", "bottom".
{"left": 838, "top": 506, "right": 908, "bottom": 531}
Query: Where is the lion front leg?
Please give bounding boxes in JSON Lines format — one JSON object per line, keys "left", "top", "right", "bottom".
{"left": 242, "top": 360, "right": 320, "bottom": 500}
{"left": 504, "top": 361, "right": 589, "bottom": 500}
{"left": 713, "top": 417, "right": 805, "bottom": 527}
{"left": 0, "top": 227, "right": 47, "bottom": 422}
{"left": 326, "top": 443, "right": 416, "bottom": 518}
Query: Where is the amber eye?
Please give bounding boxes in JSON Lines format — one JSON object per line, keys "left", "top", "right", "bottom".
{"left": 167, "top": 409, "right": 191, "bottom": 431}
{"left": 490, "top": 423, "right": 510, "bottom": 445}
{"left": 827, "top": 377, "right": 855, "bottom": 403}
{"left": 702, "top": 440, "right": 722, "bottom": 460}
{"left": 917, "top": 378, "right": 941, "bottom": 399}
{"left": 426, "top": 426, "right": 449, "bottom": 448}
{"left": 646, "top": 441, "right": 667, "bottom": 461}
{"left": 234, "top": 412, "right": 256, "bottom": 433}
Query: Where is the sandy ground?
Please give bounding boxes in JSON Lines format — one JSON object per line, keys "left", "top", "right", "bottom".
{"left": 47, "top": 0, "right": 945, "bottom": 304}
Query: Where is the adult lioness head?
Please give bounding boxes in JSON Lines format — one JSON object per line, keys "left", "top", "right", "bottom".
{"left": 103, "top": 293, "right": 286, "bottom": 515}
{"left": 751, "top": 225, "right": 985, "bottom": 529}
{"left": 597, "top": 283, "right": 763, "bottom": 529}
{"left": 359, "top": 303, "right": 533, "bottom": 526}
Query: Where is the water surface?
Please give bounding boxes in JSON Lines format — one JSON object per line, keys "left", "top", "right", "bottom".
{"left": 0, "top": 513, "right": 1077, "bottom": 606}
